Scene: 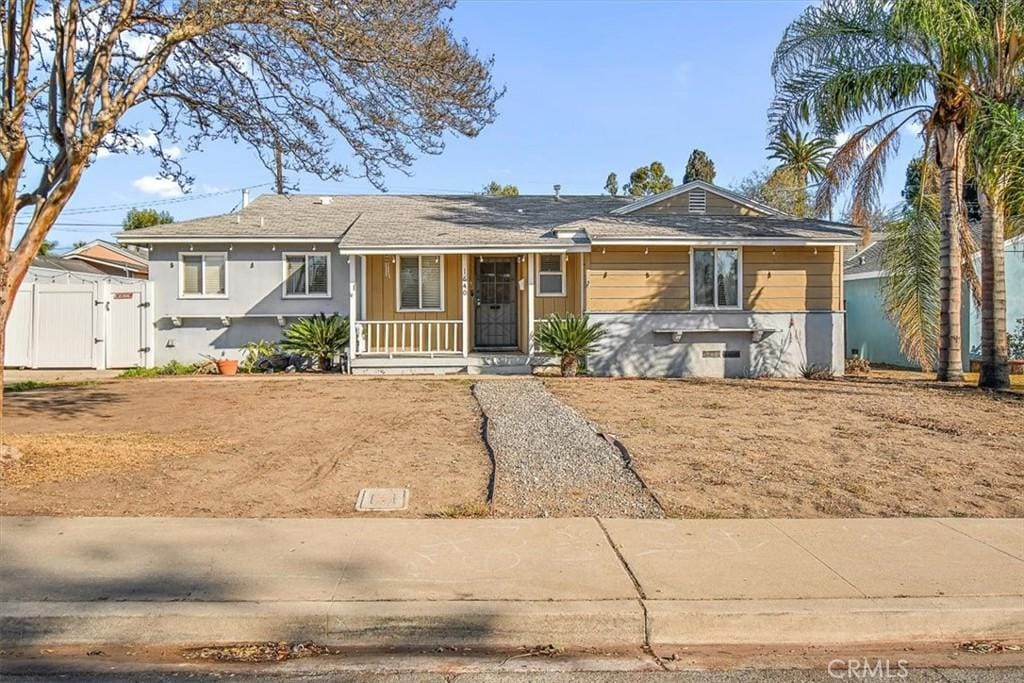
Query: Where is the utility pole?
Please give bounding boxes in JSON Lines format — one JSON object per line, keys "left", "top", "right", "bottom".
{"left": 274, "top": 138, "right": 285, "bottom": 195}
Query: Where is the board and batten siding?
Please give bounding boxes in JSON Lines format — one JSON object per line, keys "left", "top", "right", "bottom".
{"left": 363, "top": 254, "right": 463, "bottom": 320}
{"left": 585, "top": 245, "right": 842, "bottom": 313}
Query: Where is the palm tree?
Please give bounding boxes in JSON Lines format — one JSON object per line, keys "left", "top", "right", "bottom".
{"left": 766, "top": 128, "right": 833, "bottom": 216}
{"left": 967, "top": 0, "right": 1024, "bottom": 390}
{"left": 771, "top": 0, "right": 982, "bottom": 382}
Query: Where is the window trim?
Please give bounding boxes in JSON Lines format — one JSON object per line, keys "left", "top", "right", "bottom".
{"left": 178, "top": 251, "right": 228, "bottom": 299}
{"left": 281, "top": 251, "right": 332, "bottom": 299}
{"left": 395, "top": 254, "right": 446, "bottom": 312}
{"left": 689, "top": 246, "right": 742, "bottom": 311}
{"left": 536, "top": 253, "right": 566, "bottom": 297}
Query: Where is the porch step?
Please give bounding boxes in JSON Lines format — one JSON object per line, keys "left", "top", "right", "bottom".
{"left": 350, "top": 353, "right": 547, "bottom": 376}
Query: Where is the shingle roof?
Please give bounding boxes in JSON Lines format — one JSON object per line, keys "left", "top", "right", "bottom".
{"left": 31, "top": 255, "right": 105, "bottom": 274}
{"left": 844, "top": 241, "right": 884, "bottom": 276}
{"left": 116, "top": 193, "right": 862, "bottom": 247}
{"left": 568, "top": 213, "right": 860, "bottom": 242}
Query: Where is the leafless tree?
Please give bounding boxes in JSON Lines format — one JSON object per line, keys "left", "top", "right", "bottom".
{"left": 0, "top": 0, "right": 501, "bottom": 410}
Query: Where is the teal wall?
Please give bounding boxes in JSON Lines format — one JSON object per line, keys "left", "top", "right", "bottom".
{"left": 845, "top": 277, "right": 916, "bottom": 367}
{"left": 969, "top": 237, "right": 1024, "bottom": 357}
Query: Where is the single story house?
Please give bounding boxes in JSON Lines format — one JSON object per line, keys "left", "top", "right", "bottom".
{"left": 63, "top": 239, "right": 149, "bottom": 278}
{"left": 844, "top": 231, "right": 1022, "bottom": 369}
{"left": 116, "top": 180, "right": 860, "bottom": 377}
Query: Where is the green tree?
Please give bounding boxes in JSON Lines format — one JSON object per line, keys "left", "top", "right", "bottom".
{"left": 733, "top": 168, "right": 812, "bottom": 217}
{"left": 770, "top": 0, "right": 989, "bottom": 382}
{"left": 766, "top": 128, "right": 832, "bottom": 213}
{"left": 37, "top": 240, "right": 58, "bottom": 256}
{"left": 604, "top": 172, "right": 619, "bottom": 196}
{"left": 72, "top": 240, "right": 87, "bottom": 249}
{"left": 482, "top": 181, "right": 519, "bottom": 197}
{"left": 623, "top": 161, "right": 673, "bottom": 197}
{"left": 123, "top": 208, "right": 175, "bottom": 230}
{"left": 683, "top": 149, "right": 716, "bottom": 184}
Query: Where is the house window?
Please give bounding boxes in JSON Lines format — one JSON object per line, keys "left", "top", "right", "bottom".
{"left": 398, "top": 255, "right": 444, "bottom": 311}
{"left": 688, "top": 189, "right": 707, "bottom": 214}
{"left": 537, "top": 254, "right": 565, "bottom": 296}
{"left": 180, "top": 252, "right": 226, "bottom": 298}
{"left": 692, "top": 248, "right": 740, "bottom": 309}
{"left": 283, "top": 253, "right": 330, "bottom": 298}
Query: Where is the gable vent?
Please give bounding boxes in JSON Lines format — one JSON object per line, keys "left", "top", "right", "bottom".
{"left": 688, "top": 189, "right": 707, "bottom": 214}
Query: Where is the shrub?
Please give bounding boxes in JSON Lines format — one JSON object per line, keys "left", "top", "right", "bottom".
{"left": 799, "top": 363, "right": 835, "bottom": 381}
{"left": 845, "top": 357, "right": 871, "bottom": 376}
{"left": 533, "top": 313, "right": 605, "bottom": 377}
{"left": 280, "top": 314, "right": 350, "bottom": 371}
{"left": 119, "top": 360, "right": 199, "bottom": 378}
{"left": 1009, "top": 318, "right": 1024, "bottom": 360}
{"left": 241, "top": 339, "right": 279, "bottom": 372}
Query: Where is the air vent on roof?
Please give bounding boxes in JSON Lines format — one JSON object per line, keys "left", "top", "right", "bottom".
{"left": 315, "top": 196, "right": 333, "bottom": 205}
{"left": 688, "top": 189, "right": 707, "bottom": 214}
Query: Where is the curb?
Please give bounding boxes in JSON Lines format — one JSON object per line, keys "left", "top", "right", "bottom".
{"left": 3, "top": 597, "right": 1021, "bottom": 651}
{"left": 646, "top": 596, "right": 1024, "bottom": 650}
{"left": 0, "top": 600, "right": 644, "bottom": 650}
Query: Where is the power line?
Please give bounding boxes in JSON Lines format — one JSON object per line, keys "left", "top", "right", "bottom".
{"left": 59, "top": 182, "right": 272, "bottom": 215}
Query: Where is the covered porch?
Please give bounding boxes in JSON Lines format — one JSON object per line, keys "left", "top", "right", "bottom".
{"left": 343, "top": 249, "right": 585, "bottom": 372}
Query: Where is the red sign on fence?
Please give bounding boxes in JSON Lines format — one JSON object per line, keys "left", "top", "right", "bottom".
{"left": 113, "top": 292, "right": 134, "bottom": 300}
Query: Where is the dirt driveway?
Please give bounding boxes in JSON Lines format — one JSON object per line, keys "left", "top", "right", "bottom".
{"left": 547, "top": 377, "right": 1024, "bottom": 518}
{"left": 1, "top": 377, "right": 490, "bottom": 517}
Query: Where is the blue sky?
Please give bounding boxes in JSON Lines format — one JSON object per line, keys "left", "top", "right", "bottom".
{"left": 41, "top": 0, "right": 920, "bottom": 249}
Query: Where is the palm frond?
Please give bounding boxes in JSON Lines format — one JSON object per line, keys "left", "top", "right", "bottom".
{"left": 881, "top": 196, "right": 941, "bottom": 369}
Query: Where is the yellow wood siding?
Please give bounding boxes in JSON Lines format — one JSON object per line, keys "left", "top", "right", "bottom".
{"left": 534, "top": 253, "right": 583, "bottom": 318}
{"left": 364, "top": 254, "right": 463, "bottom": 320}
{"left": 743, "top": 246, "right": 841, "bottom": 312}
{"left": 632, "top": 189, "right": 768, "bottom": 216}
{"left": 586, "top": 246, "right": 690, "bottom": 311}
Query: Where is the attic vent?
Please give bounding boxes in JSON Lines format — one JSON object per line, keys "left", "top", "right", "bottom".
{"left": 315, "top": 196, "right": 333, "bottom": 205}
{"left": 688, "top": 189, "right": 707, "bottom": 214}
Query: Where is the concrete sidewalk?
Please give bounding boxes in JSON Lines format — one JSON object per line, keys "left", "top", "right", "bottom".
{"left": 1, "top": 517, "right": 1021, "bottom": 652}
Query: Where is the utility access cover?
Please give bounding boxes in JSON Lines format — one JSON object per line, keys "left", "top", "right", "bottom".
{"left": 356, "top": 488, "right": 409, "bottom": 512}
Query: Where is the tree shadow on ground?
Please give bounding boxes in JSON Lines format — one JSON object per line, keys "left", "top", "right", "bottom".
{"left": 2, "top": 384, "right": 127, "bottom": 420}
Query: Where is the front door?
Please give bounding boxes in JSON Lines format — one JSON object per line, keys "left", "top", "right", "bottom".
{"left": 474, "top": 258, "right": 518, "bottom": 349}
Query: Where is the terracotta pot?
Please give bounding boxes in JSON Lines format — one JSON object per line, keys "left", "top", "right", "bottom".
{"left": 216, "top": 359, "right": 239, "bottom": 376}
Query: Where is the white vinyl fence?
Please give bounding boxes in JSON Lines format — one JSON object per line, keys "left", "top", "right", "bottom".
{"left": 5, "top": 274, "right": 154, "bottom": 370}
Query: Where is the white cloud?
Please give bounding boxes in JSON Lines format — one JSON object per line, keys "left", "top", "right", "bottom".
{"left": 906, "top": 120, "right": 924, "bottom": 136}
{"left": 165, "top": 146, "right": 182, "bottom": 160}
{"left": 133, "top": 175, "right": 182, "bottom": 198}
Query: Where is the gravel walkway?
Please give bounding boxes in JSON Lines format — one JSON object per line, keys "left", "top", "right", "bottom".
{"left": 473, "top": 379, "right": 662, "bottom": 518}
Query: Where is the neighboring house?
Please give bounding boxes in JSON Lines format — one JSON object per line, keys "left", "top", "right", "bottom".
{"left": 5, "top": 257, "right": 153, "bottom": 369}
{"left": 844, "top": 231, "right": 1022, "bottom": 369}
{"left": 63, "top": 239, "right": 149, "bottom": 278}
{"left": 116, "top": 180, "right": 859, "bottom": 377}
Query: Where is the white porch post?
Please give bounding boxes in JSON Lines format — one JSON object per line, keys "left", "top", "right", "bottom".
{"left": 348, "top": 255, "right": 357, "bottom": 369}
{"left": 461, "top": 254, "right": 470, "bottom": 357}
{"left": 527, "top": 253, "right": 536, "bottom": 356}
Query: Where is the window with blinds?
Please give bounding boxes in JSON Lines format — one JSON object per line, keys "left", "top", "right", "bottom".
{"left": 398, "top": 255, "right": 443, "bottom": 310}
{"left": 284, "top": 253, "right": 330, "bottom": 297}
{"left": 180, "top": 253, "right": 226, "bottom": 297}
{"left": 537, "top": 254, "right": 565, "bottom": 296}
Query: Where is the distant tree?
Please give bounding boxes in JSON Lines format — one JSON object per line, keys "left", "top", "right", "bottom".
{"left": 766, "top": 129, "right": 832, "bottom": 214}
{"left": 683, "top": 149, "right": 716, "bottom": 184}
{"left": 624, "top": 161, "right": 673, "bottom": 197}
{"left": 37, "top": 240, "right": 58, "bottom": 256}
{"left": 733, "top": 167, "right": 812, "bottom": 217}
{"left": 604, "top": 172, "right": 619, "bottom": 196}
{"left": 482, "top": 181, "right": 519, "bottom": 197}
{"left": 123, "top": 208, "right": 175, "bottom": 231}
{"left": 72, "top": 241, "right": 88, "bottom": 249}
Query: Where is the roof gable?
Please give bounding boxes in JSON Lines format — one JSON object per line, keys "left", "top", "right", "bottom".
{"left": 609, "top": 180, "right": 786, "bottom": 218}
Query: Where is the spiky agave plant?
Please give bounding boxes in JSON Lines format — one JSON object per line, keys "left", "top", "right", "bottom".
{"left": 280, "top": 314, "right": 350, "bottom": 371}
{"left": 534, "top": 314, "right": 605, "bottom": 377}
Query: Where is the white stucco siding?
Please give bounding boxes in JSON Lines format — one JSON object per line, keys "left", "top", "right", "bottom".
{"left": 586, "top": 311, "right": 845, "bottom": 378}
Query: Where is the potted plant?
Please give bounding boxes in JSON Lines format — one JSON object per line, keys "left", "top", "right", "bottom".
{"left": 215, "top": 356, "right": 239, "bottom": 375}
{"left": 533, "top": 313, "right": 605, "bottom": 377}
{"left": 280, "top": 313, "right": 350, "bottom": 371}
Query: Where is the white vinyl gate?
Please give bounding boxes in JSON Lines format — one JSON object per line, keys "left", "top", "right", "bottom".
{"left": 4, "top": 279, "right": 154, "bottom": 369}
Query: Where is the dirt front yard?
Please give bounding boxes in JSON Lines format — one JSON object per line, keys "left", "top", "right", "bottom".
{"left": 1, "top": 377, "right": 490, "bottom": 517}
{"left": 547, "top": 377, "right": 1024, "bottom": 518}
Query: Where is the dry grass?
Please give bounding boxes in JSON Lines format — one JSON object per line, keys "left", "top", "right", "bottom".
{"left": 1, "top": 433, "right": 221, "bottom": 487}
{"left": 0, "top": 377, "right": 490, "bottom": 517}
{"left": 547, "top": 377, "right": 1024, "bottom": 518}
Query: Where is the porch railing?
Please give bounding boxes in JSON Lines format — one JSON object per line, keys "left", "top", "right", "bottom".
{"left": 354, "top": 320, "right": 464, "bottom": 356}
